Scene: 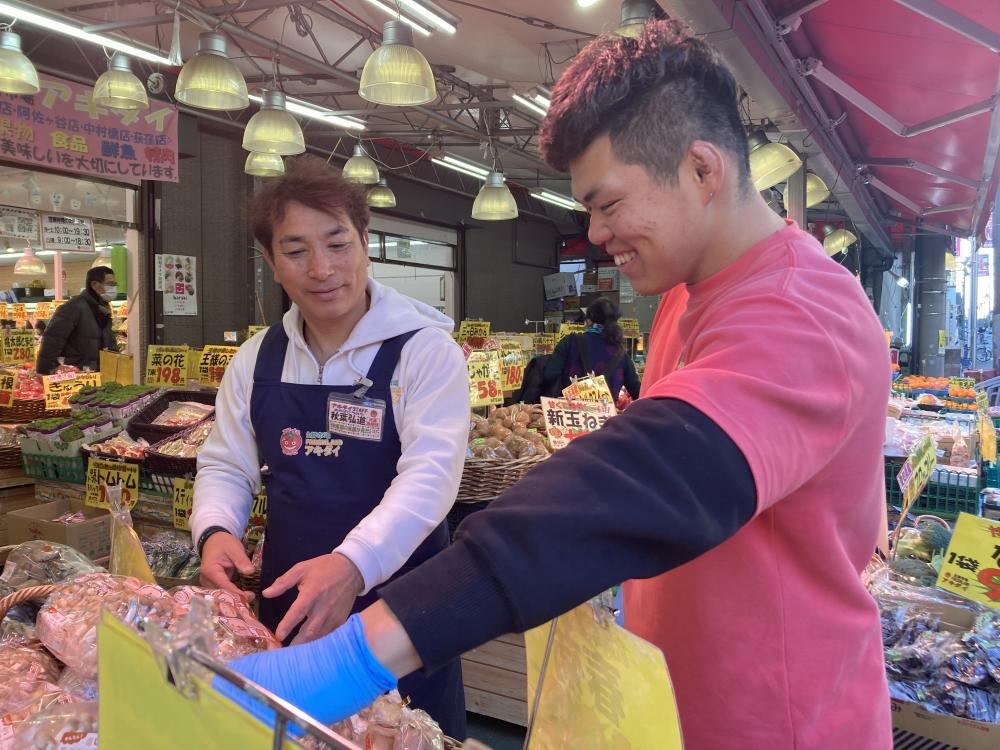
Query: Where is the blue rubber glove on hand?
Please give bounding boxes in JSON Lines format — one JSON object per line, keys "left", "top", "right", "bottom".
{"left": 212, "top": 614, "right": 397, "bottom": 730}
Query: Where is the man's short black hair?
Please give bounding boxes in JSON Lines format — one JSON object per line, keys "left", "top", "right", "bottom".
{"left": 86, "top": 266, "right": 114, "bottom": 287}
{"left": 539, "top": 20, "right": 750, "bottom": 187}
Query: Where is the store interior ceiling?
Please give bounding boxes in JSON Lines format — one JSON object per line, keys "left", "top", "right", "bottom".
{"left": 12, "top": 0, "right": 1000, "bottom": 258}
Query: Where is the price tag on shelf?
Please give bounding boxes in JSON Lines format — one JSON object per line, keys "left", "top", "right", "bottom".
{"left": 467, "top": 350, "right": 503, "bottom": 407}
{"left": 1, "top": 331, "right": 36, "bottom": 364}
{"left": 458, "top": 320, "right": 491, "bottom": 341}
{"left": 145, "top": 345, "right": 188, "bottom": 387}
{"left": 9, "top": 303, "right": 26, "bottom": 324}
{"left": 172, "top": 477, "right": 195, "bottom": 532}
{"left": 42, "top": 371, "right": 82, "bottom": 410}
{"left": 77, "top": 372, "right": 101, "bottom": 389}
{"left": 246, "top": 490, "right": 267, "bottom": 541}
{"left": 33, "top": 301, "right": 52, "bottom": 320}
{"left": 0, "top": 368, "right": 15, "bottom": 408}
{"left": 541, "top": 397, "right": 615, "bottom": 450}
{"left": 620, "top": 318, "right": 641, "bottom": 338}
{"left": 85, "top": 457, "right": 139, "bottom": 511}
{"left": 934, "top": 512, "right": 1000, "bottom": 608}
{"left": 197, "top": 345, "right": 239, "bottom": 386}
{"left": 247, "top": 325, "right": 267, "bottom": 338}
{"left": 950, "top": 377, "right": 976, "bottom": 390}
{"left": 896, "top": 434, "right": 936, "bottom": 512}
{"left": 500, "top": 341, "right": 527, "bottom": 391}
{"left": 535, "top": 333, "right": 555, "bottom": 355}
{"left": 0, "top": 303, "right": 7, "bottom": 319}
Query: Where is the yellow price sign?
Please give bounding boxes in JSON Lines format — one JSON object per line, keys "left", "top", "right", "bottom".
{"left": 85, "top": 457, "right": 139, "bottom": 510}
{"left": 620, "top": 318, "right": 641, "bottom": 338}
{"left": 935, "top": 512, "right": 1000, "bottom": 608}
{"left": 247, "top": 325, "right": 267, "bottom": 338}
{"left": 950, "top": 377, "right": 976, "bottom": 390}
{"left": 42, "top": 372, "right": 82, "bottom": 410}
{"left": 1, "top": 331, "right": 36, "bottom": 364}
{"left": 77, "top": 371, "right": 102, "bottom": 389}
{"left": 0, "top": 303, "right": 7, "bottom": 319}
{"left": 9, "top": 303, "right": 27, "bottom": 324}
{"left": 978, "top": 390, "right": 990, "bottom": 415}
{"left": 33, "top": 301, "right": 53, "bottom": 320}
{"left": 982, "top": 413, "right": 998, "bottom": 463}
{"left": 172, "top": 477, "right": 195, "bottom": 532}
{"left": 0, "top": 368, "right": 15, "bottom": 408}
{"left": 459, "top": 320, "right": 491, "bottom": 341}
{"left": 563, "top": 374, "right": 615, "bottom": 405}
{"left": 558, "top": 323, "right": 586, "bottom": 342}
{"left": 525, "top": 601, "right": 683, "bottom": 750}
{"left": 145, "top": 345, "right": 189, "bottom": 387}
{"left": 896, "top": 434, "right": 937, "bottom": 511}
{"left": 500, "top": 341, "right": 527, "bottom": 391}
{"left": 247, "top": 490, "right": 268, "bottom": 541}
{"left": 535, "top": 333, "right": 555, "bottom": 355}
{"left": 198, "top": 345, "right": 239, "bottom": 386}
{"left": 467, "top": 350, "right": 504, "bottom": 407}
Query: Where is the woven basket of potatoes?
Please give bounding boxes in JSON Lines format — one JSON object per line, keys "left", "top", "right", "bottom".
{"left": 458, "top": 405, "right": 551, "bottom": 503}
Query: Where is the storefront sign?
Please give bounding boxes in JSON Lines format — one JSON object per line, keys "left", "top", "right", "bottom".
{"left": 33, "top": 301, "right": 52, "bottom": 320}
{"left": 85, "top": 457, "right": 139, "bottom": 511}
{"left": 198, "top": 345, "right": 238, "bottom": 386}
{"left": 459, "top": 320, "right": 491, "bottom": 340}
{"left": 620, "top": 318, "right": 640, "bottom": 338}
{"left": 9, "top": 304, "right": 26, "bottom": 324}
{"left": 162, "top": 255, "right": 197, "bottom": 315}
{"left": 0, "top": 73, "right": 179, "bottom": 181}
{"left": 896, "top": 434, "right": 937, "bottom": 511}
{"left": 0, "top": 368, "right": 14, "bottom": 407}
{"left": 0, "top": 205, "right": 40, "bottom": 242}
{"left": 467, "top": 350, "right": 504, "bottom": 407}
{"left": 172, "top": 477, "right": 194, "bottom": 532}
{"left": 935, "top": 512, "right": 1000, "bottom": 608}
{"left": 0, "top": 331, "right": 35, "bottom": 364}
{"left": 541, "top": 397, "right": 615, "bottom": 450}
{"left": 41, "top": 213, "right": 94, "bottom": 252}
{"left": 145, "top": 345, "right": 188, "bottom": 386}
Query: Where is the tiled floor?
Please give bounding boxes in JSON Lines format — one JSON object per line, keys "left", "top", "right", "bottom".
{"left": 465, "top": 713, "right": 525, "bottom": 750}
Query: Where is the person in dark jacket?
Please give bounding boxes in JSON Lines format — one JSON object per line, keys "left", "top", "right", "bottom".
{"left": 36, "top": 266, "right": 118, "bottom": 375}
{"left": 543, "top": 296, "right": 641, "bottom": 399}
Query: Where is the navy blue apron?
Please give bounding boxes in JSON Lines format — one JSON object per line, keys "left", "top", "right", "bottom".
{"left": 249, "top": 324, "right": 466, "bottom": 739}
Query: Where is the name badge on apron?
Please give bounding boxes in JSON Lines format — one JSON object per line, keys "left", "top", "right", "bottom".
{"left": 327, "top": 391, "right": 386, "bottom": 442}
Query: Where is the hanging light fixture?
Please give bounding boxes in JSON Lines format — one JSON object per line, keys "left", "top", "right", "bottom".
{"left": 90, "top": 250, "right": 112, "bottom": 270}
{"left": 747, "top": 127, "right": 802, "bottom": 192}
{"left": 472, "top": 171, "right": 518, "bottom": 221}
{"left": 13, "top": 243, "right": 45, "bottom": 276}
{"left": 245, "top": 151, "right": 284, "bottom": 177}
{"left": 175, "top": 32, "right": 249, "bottom": 111}
{"left": 359, "top": 21, "right": 437, "bottom": 107}
{"left": 782, "top": 171, "right": 830, "bottom": 209}
{"left": 343, "top": 144, "right": 380, "bottom": 184}
{"left": 242, "top": 90, "right": 305, "bottom": 155}
{"left": 822, "top": 223, "right": 858, "bottom": 256}
{"left": 615, "top": 0, "right": 656, "bottom": 38}
{"left": 367, "top": 178, "right": 396, "bottom": 208}
{"left": 0, "top": 30, "right": 38, "bottom": 94}
{"left": 93, "top": 53, "right": 148, "bottom": 111}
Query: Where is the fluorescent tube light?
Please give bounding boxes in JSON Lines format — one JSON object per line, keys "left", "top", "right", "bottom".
{"left": 361, "top": 0, "right": 432, "bottom": 36}
{"left": 432, "top": 155, "right": 490, "bottom": 180}
{"left": 249, "top": 93, "right": 364, "bottom": 130}
{"left": 396, "top": 0, "right": 457, "bottom": 35}
{"left": 512, "top": 93, "right": 547, "bottom": 118}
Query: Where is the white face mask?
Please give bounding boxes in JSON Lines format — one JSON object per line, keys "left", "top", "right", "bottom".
{"left": 100, "top": 285, "right": 117, "bottom": 302}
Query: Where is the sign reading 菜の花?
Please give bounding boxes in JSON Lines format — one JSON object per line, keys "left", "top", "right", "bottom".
{"left": 145, "top": 345, "right": 188, "bottom": 387}
{"left": 0, "top": 73, "right": 179, "bottom": 182}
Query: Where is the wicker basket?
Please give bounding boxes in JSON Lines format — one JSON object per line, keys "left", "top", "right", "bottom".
{"left": 0, "top": 444, "right": 21, "bottom": 469}
{"left": 145, "top": 420, "right": 212, "bottom": 477}
{"left": 456, "top": 454, "right": 547, "bottom": 503}
{"left": 127, "top": 390, "right": 216, "bottom": 445}
{"left": 0, "top": 583, "right": 58, "bottom": 621}
{"left": 0, "top": 399, "right": 45, "bottom": 423}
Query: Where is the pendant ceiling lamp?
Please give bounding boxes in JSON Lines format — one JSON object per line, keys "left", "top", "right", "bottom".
{"left": 748, "top": 128, "right": 802, "bottom": 192}
{"left": 0, "top": 30, "right": 39, "bottom": 95}
{"left": 472, "top": 171, "right": 518, "bottom": 221}
{"left": 782, "top": 171, "right": 830, "bottom": 209}
{"left": 90, "top": 251, "right": 112, "bottom": 269}
{"left": 93, "top": 53, "right": 148, "bottom": 111}
{"left": 245, "top": 151, "right": 285, "bottom": 177}
{"left": 343, "top": 144, "right": 380, "bottom": 184}
{"left": 13, "top": 243, "right": 45, "bottom": 276}
{"left": 822, "top": 223, "right": 858, "bottom": 256}
{"left": 242, "top": 89, "right": 305, "bottom": 155}
{"left": 359, "top": 21, "right": 436, "bottom": 107}
{"left": 175, "top": 32, "right": 248, "bottom": 111}
{"left": 367, "top": 178, "right": 396, "bottom": 208}
{"left": 615, "top": 0, "right": 656, "bottom": 38}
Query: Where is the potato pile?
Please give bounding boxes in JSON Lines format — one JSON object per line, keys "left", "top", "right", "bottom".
{"left": 468, "top": 404, "right": 551, "bottom": 459}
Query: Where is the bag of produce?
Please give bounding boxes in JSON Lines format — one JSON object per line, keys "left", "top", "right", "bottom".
{"left": 169, "top": 586, "right": 280, "bottom": 661}
{"left": 12, "top": 700, "right": 98, "bottom": 750}
{"left": 152, "top": 401, "right": 214, "bottom": 427}
{"left": 328, "top": 691, "right": 445, "bottom": 750}
{"left": 0, "top": 542, "right": 102, "bottom": 591}
{"left": 0, "top": 643, "right": 61, "bottom": 718}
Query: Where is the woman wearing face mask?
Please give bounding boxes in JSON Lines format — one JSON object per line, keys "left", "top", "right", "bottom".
{"left": 36, "top": 265, "right": 119, "bottom": 375}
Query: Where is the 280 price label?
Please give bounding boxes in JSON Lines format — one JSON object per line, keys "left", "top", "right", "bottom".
{"left": 1, "top": 332, "right": 35, "bottom": 364}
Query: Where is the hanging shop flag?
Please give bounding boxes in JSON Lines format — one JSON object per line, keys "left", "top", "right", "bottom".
{"left": 198, "top": 345, "right": 239, "bottom": 386}
{"left": 41, "top": 213, "right": 95, "bottom": 252}
{"left": 0, "top": 205, "right": 40, "bottom": 243}
{"left": 541, "top": 397, "right": 615, "bottom": 450}
{"left": 467, "top": 350, "right": 503, "bottom": 407}
{"left": 162, "top": 255, "right": 197, "bottom": 315}
{"left": 0, "top": 73, "right": 179, "bottom": 182}
{"left": 935, "top": 512, "right": 1000, "bottom": 608}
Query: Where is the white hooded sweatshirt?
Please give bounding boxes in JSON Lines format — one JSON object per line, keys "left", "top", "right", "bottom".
{"left": 191, "top": 278, "right": 470, "bottom": 594}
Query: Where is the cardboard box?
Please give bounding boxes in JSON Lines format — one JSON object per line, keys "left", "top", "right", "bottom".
{"left": 0, "top": 492, "right": 40, "bottom": 545}
{"left": 892, "top": 699, "right": 999, "bottom": 750}
{"left": 7, "top": 498, "right": 110, "bottom": 561}
{"left": 543, "top": 272, "right": 577, "bottom": 301}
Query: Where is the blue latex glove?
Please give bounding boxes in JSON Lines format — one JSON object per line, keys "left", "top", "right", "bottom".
{"left": 212, "top": 614, "right": 397, "bottom": 730}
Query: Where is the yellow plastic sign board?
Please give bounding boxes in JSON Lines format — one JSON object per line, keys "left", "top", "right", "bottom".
{"left": 172, "top": 477, "right": 194, "bottom": 532}
{"left": 620, "top": 318, "right": 641, "bottom": 338}
{"left": 896, "top": 434, "right": 936, "bottom": 511}
{"left": 247, "top": 325, "right": 267, "bottom": 338}
{"left": 467, "top": 350, "right": 504, "bottom": 407}
{"left": 978, "top": 390, "right": 990, "bottom": 415}
{"left": 981, "top": 413, "right": 997, "bottom": 463}
{"left": 558, "top": 323, "right": 586, "bottom": 341}
{"left": 0, "top": 368, "right": 14, "bottom": 408}
{"left": 500, "top": 341, "right": 528, "bottom": 391}
{"left": 33, "top": 301, "right": 52, "bottom": 320}
{"left": 1, "top": 330, "right": 35, "bottom": 364}
{"left": 950, "top": 377, "right": 976, "bottom": 390}
{"left": 535, "top": 333, "right": 555, "bottom": 355}
{"left": 459, "top": 320, "right": 491, "bottom": 340}
{"left": 563, "top": 374, "right": 615, "bottom": 405}
{"left": 101, "top": 351, "right": 135, "bottom": 385}
{"left": 525, "top": 602, "right": 683, "bottom": 750}
{"left": 9, "top": 303, "right": 26, "bottom": 324}
{"left": 187, "top": 348, "right": 203, "bottom": 382}
{"left": 935, "top": 512, "right": 1000, "bottom": 608}
{"left": 42, "top": 371, "right": 90, "bottom": 410}
{"left": 98, "top": 612, "right": 306, "bottom": 750}
{"left": 85, "top": 457, "right": 139, "bottom": 511}
{"left": 145, "top": 345, "right": 189, "bottom": 386}
{"left": 198, "top": 345, "right": 239, "bottom": 386}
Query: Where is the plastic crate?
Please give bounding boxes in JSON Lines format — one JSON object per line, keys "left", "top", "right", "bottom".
{"left": 884, "top": 458, "right": 981, "bottom": 520}
{"left": 139, "top": 468, "right": 175, "bottom": 497}
{"left": 985, "top": 462, "right": 1000, "bottom": 489}
{"left": 22, "top": 453, "right": 87, "bottom": 484}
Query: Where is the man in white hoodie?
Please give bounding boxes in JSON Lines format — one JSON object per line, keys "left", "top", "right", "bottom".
{"left": 190, "top": 156, "right": 469, "bottom": 736}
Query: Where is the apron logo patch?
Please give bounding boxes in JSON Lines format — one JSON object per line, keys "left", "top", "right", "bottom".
{"left": 304, "top": 431, "right": 344, "bottom": 457}
{"left": 279, "top": 427, "right": 303, "bottom": 456}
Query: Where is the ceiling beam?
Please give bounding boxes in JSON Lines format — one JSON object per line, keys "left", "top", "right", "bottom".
{"left": 82, "top": 0, "right": 299, "bottom": 33}
{"left": 864, "top": 174, "right": 923, "bottom": 214}
{"left": 892, "top": 0, "right": 1000, "bottom": 53}
{"left": 777, "top": 0, "right": 831, "bottom": 29}
{"left": 860, "top": 158, "right": 982, "bottom": 191}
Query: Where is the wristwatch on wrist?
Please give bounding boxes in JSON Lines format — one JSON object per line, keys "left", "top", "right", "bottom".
{"left": 196, "top": 526, "right": 231, "bottom": 557}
